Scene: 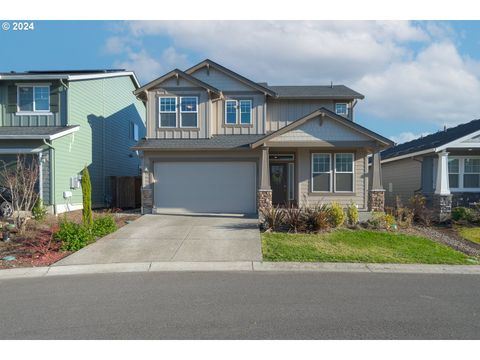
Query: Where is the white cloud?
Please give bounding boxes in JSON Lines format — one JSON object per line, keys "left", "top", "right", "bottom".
{"left": 390, "top": 131, "right": 431, "bottom": 145}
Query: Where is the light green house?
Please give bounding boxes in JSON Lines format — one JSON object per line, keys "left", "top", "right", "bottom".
{"left": 0, "top": 70, "right": 145, "bottom": 213}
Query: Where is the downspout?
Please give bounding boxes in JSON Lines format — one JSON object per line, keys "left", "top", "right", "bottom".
{"left": 43, "top": 139, "right": 56, "bottom": 215}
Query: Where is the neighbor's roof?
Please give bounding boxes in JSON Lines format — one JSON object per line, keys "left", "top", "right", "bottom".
{"left": 265, "top": 85, "right": 364, "bottom": 100}
{"left": 0, "top": 69, "right": 140, "bottom": 88}
{"left": 381, "top": 119, "right": 480, "bottom": 161}
{"left": 0, "top": 126, "right": 80, "bottom": 140}
{"left": 132, "top": 135, "right": 266, "bottom": 150}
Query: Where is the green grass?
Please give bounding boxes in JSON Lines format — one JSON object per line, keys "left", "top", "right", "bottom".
{"left": 456, "top": 226, "right": 480, "bottom": 245}
{"left": 262, "top": 229, "right": 478, "bottom": 264}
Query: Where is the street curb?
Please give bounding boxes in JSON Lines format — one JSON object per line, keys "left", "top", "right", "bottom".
{"left": 1, "top": 261, "right": 480, "bottom": 280}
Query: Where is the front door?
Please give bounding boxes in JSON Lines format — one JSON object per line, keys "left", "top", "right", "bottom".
{"left": 270, "top": 163, "right": 288, "bottom": 205}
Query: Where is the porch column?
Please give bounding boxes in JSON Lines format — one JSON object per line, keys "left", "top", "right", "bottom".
{"left": 368, "top": 146, "right": 385, "bottom": 212}
{"left": 258, "top": 145, "right": 272, "bottom": 213}
{"left": 433, "top": 151, "right": 452, "bottom": 222}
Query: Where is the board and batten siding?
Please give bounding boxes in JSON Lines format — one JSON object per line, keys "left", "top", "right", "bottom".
{"left": 382, "top": 158, "right": 422, "bottom": 206}
{"left": 0, "top": 81, "right": 66, "bottom": 127}
{"left": 189, "top": 67, "right": 254, "bottom": 92}
{"left": 297, "top": 148, "right": 368, "bottom": 210}
{"left": 53, "top": 76, "right": 145, "bottom": 209}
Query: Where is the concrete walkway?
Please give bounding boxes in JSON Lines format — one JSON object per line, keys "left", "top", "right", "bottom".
{"left": 54, "top": 214, "right": 262, "bottom": 266}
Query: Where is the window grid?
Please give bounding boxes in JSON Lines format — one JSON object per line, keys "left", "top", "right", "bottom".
{"left": 447, "top": 157, "right": 480, "bottom": 191}
{"left": 225, "top": 100, "right": 237, "bottom": 124}
{"left": 311, "top": 153, "right": 332, "bottom": 192}
{"left": 159, "top": 97, "right": 177, "bottom": 128}
{"left": 334, "top": 153, "right": 354, "bottom": 192}
{"left": 239, "top": 100, "right": 252, "bottom": 124}
{"left": 335, "top": 103, "right": 348, "bottom": 115}
{"left": 180, "top": 96, "right": 198, "bottom": 128}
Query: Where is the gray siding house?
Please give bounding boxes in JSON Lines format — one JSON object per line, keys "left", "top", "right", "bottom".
{"left": 133, "top": 59, "right": 393, "bottom": 215}
{"left": 381, "top": 119, "right": 480, "bottom": 219}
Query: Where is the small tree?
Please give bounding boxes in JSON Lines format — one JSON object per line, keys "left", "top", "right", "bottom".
{"left": 0, "top": 155, "right": 39, "bottom": 232}
{"left": 81, "top": 166, "right": 93, "bottom": 227}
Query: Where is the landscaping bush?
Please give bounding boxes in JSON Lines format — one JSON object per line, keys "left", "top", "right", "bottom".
{"left": 303, "top": 204, "right": 330, "bottom": 233}
{"left": 451, "top": 207, "right": 475, "bottom": 222}
{"left": 81, "top": 166, "right": 93, "bottom": 227}
{"left": 283, "top": 206, "right": 304, "bottom": 233}
{"left": 32, "top": 198, "right": 48, "bottom": 221}
{"left": 368, "top": 212, "right": 396, "bottom": 230}
{"left": 393, "top": 196, "right": 414, "bottom": 228}
{"left": 329, "top": 202, "right": 345, "bottom": 228}
{"left": 56, "top": 220, "right": 94, "bottom": 251}
{"left": 346, "top": 202, "right": 359, "bottom": 226}
{"left": 260, "top": 205, "right": 285, "bottom": 231}
{"left": 410, "top": 194, "right": 433, "bottom": 225}
{"left": 92, "top": 214, "right": 117, "bottom": 237}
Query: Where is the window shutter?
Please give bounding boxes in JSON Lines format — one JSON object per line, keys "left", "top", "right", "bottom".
{"left": 50, "top": 86, "right": 60, "bottom": 113}
{"left": 6, "top": 85, "right": 17, "bottom": 113}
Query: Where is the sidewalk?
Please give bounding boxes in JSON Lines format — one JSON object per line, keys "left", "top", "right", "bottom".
{"left": 2, "top": 261, "right": 480, "bottom": 280}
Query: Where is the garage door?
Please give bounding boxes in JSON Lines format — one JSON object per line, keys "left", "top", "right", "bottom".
{"left": 154, "top": 161, "right": 257, "bottom": 214}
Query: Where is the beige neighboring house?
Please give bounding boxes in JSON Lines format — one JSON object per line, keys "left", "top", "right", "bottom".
{"left": 132, "top": 59, "right": 393, "bottom": 215}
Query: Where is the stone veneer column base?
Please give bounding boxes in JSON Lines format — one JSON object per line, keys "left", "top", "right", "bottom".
{"left": 368, "top": 190, "right": 385, "bottom": 212}
{"left": 141, "top": 188, "right": 153, "bottom": 214}
{"left": 257, "top": 190, "right": 272, "bottom": 215}
{"left": 432, "top": 194, "right": 453, "bottom": 223}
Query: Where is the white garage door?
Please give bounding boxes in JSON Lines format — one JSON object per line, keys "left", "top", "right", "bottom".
{"left": 154, "top": 161, "right": 257, "bottom": 214}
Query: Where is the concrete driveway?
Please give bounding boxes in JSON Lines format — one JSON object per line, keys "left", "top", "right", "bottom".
{"left": 54, "top": 214, "right": 262, "bottom": 265}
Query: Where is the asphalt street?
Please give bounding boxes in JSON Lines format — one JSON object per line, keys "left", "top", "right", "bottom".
{"left": 1, "top": 271, "right": 479, "bottom": 339}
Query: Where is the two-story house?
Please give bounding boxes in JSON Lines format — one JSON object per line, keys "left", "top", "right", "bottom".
{"left": 0, "top": 69, "right": 145, "bottom": 214}
{"left": 133, "top": 59, "right": 392, "bottom": 215}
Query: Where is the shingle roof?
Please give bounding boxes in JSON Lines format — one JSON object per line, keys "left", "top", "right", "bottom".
{"left": 132, "top": 135, "right": 266, "bottom": 150}
{"left": 0, "top": 126, "right": 79, "bottom": 139}
{"left": 381, "top": 119, "right": 480, "bottom": 161}
{"left": 265, "top": 85, "right": 364, "bottom": 99}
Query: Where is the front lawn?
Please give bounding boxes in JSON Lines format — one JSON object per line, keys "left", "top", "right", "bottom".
{"left": 262, "top": 229, "right": 477, "bottom": 264}
{"left": 456, "top": 226, "right": 480, "bottom": 245}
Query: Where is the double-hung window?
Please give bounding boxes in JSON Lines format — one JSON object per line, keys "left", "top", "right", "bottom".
{"left": 180, "top": 96, "right": 198, "bottom": 127}
{"left": 225, "top": 100, "right": 237, "bottom": 124}
{"left": 447, "top": 157, "right": 480, "bottom": 191}
{"left": 464, "top": 158, "right": 480, "bottom": 188}
{"left": 312, "top": 153, "right": 331, "bottom": 192}
{"left": 335, "top": 103, "right": 348, "bottom": 116}
{"left": 17, "top": 85, "right": 50, "bottom": 113}
{"left": 448, "top": 158, "right": 460, "bottom": 189}
{"left": 239, "top": 100, "right": 252, "bottom": 124}
{"left": 159, "top": 97, "right": 177, "bottom": 128}
{"left": 335, "top": 153, "right": 354, "bottom": 192}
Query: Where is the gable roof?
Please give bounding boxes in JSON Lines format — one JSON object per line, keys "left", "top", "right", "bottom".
{"left": 381, "top": 119, "right": 480, "bottom": 162}
{"left": 250, "top": 107, "right": 393, "bottom": 148}
{"left": 265, "top": 85, "right": 364, "bottom": 100}
{"left": 133, "top": 68, "right": 221, "bottom": 96}
{"left": 0, "top": 70, "right": 140, "bottom": 88}
{"left": 185, "top": 59, "right": 277, "bottom": 96}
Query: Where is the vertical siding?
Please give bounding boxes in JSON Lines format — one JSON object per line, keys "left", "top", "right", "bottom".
{"left": 53, "top": 76, "right": 145, "bottom": 208}
{"left": 213, "top": 95, "right": 265, "bottom": 135}
{"left": 382, "top": 158, "right": 422, "bottom": 206}
{"left": 297, "top": 148, "right": 368, "bottom": 209}
{"left": 190, "top": 67, "right": 254, "bottom": 91}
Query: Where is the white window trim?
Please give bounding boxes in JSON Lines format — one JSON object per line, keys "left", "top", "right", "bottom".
{"left": 334, "top": 153, "right": 355, "bottom": 193}
{"left": 225, "top": 99, "right": 238, "bottom": 125}
{"left": 311, "top": 153, "right": 332, "bottom": 193}
{"left": 288, "top": 162, "right": 295, "bottom": 201}
{"left": 448, "top": 156, "right": 480, "bottom": 192}
{"left": 335, "top": 103, "right": 348, "bottom": 116}
{"left": 180, "top": 96, "right": 199, "bottom": 128}
{"left": 239, "top": 99, "right": 252, "bottom": 125}
{"left": 16, "top": 84, "right": 51, "bottom": 114}
{"left": 158, "top": 96, "right": 177, "bottom": 128}
{"left": 133, "top": 123, "right": 139, "bottom": 141}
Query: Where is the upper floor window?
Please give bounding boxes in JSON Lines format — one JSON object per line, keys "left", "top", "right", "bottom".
{"left": 335, "top": 103, "right": 348, "bottom": 116}
{"left": 131, "top": 122, "right": 139, "bottom": 141}
{"left": 159, "top": 97, "right": 177, "bottom": 128}
{"left": 225, "top": 100, "right": 237, "bottom": 124}
{"left": 239, "top": 100, "right": 252, "bottom": 124}
{"left": 17, "top": 85, "right": 50, "bottom": 113}
{"left": 180, "top": 96, "right": 198, "bottom": 128}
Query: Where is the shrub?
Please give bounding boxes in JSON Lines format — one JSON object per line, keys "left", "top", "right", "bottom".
{"left": 409, "top": 194, "right": 433, "bottom": 225}
{"left": 369, "top": 212, "right": 396, "bottom": 230}
{"left": 81, "top": 166, "right": 93, "bottom": 227}
{"left": 32, "top": 198, "right": 48, "bottom": 221}
{"left": 393, "top": 196, "right": 414, "bottom": 228}
{"left": 56, "top": 220, "right": 94, "bottom": 251}
{"left": 346, "top": 202, "right": 359, "bottom": 226}
{"left": 451, "top": 207, "right": 474, "bottom": 222}
{"left": 283, "top": 206, "right": 304, "bottom": 233}
{"left": 329, "top": 202, "right": 345, "bottom": 228}
{"left": 303, "top": 204, "right": 330, "bottom": 233}
{"left": 260, "top": 205, "right": 285, "bottom": 231}
{"left": 92, "top": 215, "right": 117, "bottom": 237}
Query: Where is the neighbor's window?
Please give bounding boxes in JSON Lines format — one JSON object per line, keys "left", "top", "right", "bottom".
{"left": 159, "top": 97, "right": 177, "bottom": 127}
{"left": 448, "top": 158, "right": 459, "bottom": 189}
{"left": 225, "top": 100, "right": 237, "bottom": 124}
{"left": 335, "top": 153, "right": 354, "bottom": 192}
{"left": 335, "top": 103, "right": 348, "bottom": 116}
{"left": 312, "top": 153, "right": 331, "bottom": 192}
{"left": 239, "top": 100, "right": 252, "bottom": 124}
{"left": 180, "top": 96, "right": 198, "bottom": 127}
{"left": 17, "top": 85, "right": 50, "bottom": 112}
{"left": 464, "top": 158, "right": 480, "bottom": 188}
{"left": 131, "top": 122, "right": 139, "bottom": 141}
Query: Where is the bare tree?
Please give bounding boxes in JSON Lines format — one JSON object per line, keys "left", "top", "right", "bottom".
{"left": 0, "top": 155, "right": 39, "bottom": 233}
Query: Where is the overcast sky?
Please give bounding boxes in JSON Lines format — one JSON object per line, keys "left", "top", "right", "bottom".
{"left": 2, "top": 20, "right": 480, "bottom": 144}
